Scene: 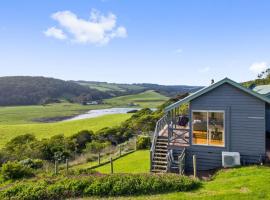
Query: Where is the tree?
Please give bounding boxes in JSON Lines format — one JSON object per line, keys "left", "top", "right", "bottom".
{"left": 85, "top": 141, "right": 110, "bottom": 154}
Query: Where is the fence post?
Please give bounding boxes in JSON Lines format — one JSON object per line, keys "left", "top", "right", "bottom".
{"left": 134, "top": 137, "right": 137, "bottom": 151}
{"left": 98, "top": 152, "right": 101, "bottom": 165}
{"left": 193, "top": 155, "right": 197, "bottom": 178}
{"left": 54, "top": 160, "right": 58, "bottom": 175}
{"left": 66, "top": 159, "right": 69, "bottom": 174}
{"left": 119, "top": 145, "right": 122, "bottom": 157}
{"left": 110, "top": 157, "right": 113, "bottom": 174}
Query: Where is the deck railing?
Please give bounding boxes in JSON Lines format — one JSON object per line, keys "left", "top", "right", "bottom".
{"left": 150, "top": 115, "right": 168, "bottom": 171}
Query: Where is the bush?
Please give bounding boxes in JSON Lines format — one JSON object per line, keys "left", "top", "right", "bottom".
{"left": 19, "top": 158, "right": 43, "bottom": 169}
{"left": 70, "top": 130, "right": 93, "bottom": 152}
{"left": 136, "top": 135, "right": 151, "bottom": 149}
{"left": 1, "top": 161, "right": 33, "bottom": 180}
{"left": 0, "top": 174, "right": 200, "bottom": 199}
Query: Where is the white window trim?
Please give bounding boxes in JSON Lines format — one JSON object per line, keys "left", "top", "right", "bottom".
{"left": 191, "top": 110, "right": 225, "bottom": 148}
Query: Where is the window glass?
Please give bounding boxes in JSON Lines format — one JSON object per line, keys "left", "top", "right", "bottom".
{"left": 192, "top": 111, "right": 225, "bottom": 146}
{"left": 192, "top": 112, "right": 208, "bottom": 145}
{"left": 208, "top": 112, "right": 224, "bottom": 146}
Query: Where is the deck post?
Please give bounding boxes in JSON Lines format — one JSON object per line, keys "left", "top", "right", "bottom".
{"left": 193, "top": 155, "right": 197, "bottom": 178}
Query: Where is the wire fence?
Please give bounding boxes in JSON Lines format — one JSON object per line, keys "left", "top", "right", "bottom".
{"left": 56, "top": 137, "right": 137, "bottom": 172}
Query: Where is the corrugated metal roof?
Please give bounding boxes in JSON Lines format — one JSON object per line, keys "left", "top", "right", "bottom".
{"left": 253, "top": 85, "right": 270, "bottom": 95}
{"left": 165, "top": 77, "right": 270, "bottom": 112}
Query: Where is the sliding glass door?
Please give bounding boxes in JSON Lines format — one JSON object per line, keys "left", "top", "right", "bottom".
{"left": 192, "top": 111, "right": 225, "bottom": 147}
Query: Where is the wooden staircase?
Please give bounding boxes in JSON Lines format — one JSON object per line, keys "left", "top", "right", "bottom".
{"left": 151, "top": 136, "right": 168, "bottom": 173}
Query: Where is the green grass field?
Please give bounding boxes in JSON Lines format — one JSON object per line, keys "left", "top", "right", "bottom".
{"left": 0, "top": 102, "right": 110, "bottom": 125}
{"left": 93, "top": 150, "right": 149, "bottom": 173}
{"left": 105, "top": 90, "right": 169, "bottom": 108}
{"left": 0, "top": 114, "right": 130, "bottom": 148}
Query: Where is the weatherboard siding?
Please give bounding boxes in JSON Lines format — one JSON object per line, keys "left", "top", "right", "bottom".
{"left": 266, "top": 104, "right": 270, "bottom": 134}
{"left": 186, "top": 83, "right": 266, "bottom": 170}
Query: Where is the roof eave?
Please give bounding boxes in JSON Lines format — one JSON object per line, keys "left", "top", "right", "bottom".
{"left": 164, "top": 77, "right": 270, "bottom": 113}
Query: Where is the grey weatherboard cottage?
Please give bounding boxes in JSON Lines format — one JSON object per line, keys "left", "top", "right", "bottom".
{"left": 150, "top": 77, "right": 270, "bottom": 173}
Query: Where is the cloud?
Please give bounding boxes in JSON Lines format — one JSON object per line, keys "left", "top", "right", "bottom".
{"left": 198, "top": 67, "right": 210, "bottom": 73}
{"left": 44, "top": 9, "right": 127, "bottom": 45}
{"left": 44, "top": 27, "right": 67, "bottom": 40}
{"left": 249, "top": 62, "right": 268, "bottom": 74}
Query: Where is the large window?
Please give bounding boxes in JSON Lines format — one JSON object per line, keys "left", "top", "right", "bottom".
{"left": 192, "top": 111, "right": 224, "bottom": 147}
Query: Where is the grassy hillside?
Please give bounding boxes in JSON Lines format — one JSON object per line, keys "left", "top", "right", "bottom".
{"left": 105, "top": 90, "right": 169, "bottom": 108}
{"left": 93, "top": 150, "right": 149, "bottom": 173}
{"left": 78, "top": 81, "right": 145, "bottom": 92}
{"left": 81, "top": 165, "right": 270, "bottom": 200}
{"left": 75, "top": 150, "right": 270, "bottom": 199}
{"left": 0, "top": 103, "right": 110, "bottom": 125}
{"left": 0, "top": 76, "right": 111, "bottom": 106}
{"left": 0, "top": 113, "right": 130, "bottom": 148}
{"left": 77, "top": 81, "right": 202, "bottom": 98}
{"left": 123, "top": 166, "right": 270, "bottom": 200}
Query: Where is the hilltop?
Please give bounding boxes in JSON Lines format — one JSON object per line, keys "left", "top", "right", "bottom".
{"left": 76, "top": 80, "right": 202, "bottom": 97}
{"left": 0, "top": 76, "right": 110, "bottom": 106}
{"left": 0, "top": 76, "right": 201, "bottom": 106}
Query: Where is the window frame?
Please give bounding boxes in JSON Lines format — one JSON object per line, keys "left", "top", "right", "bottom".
{"left": 191, "top": 110, "right": 225, "bottom": 147}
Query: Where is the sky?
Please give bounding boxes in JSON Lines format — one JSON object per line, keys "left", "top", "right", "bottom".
{"left": 0, "top": 0, "right": 270, "bottom": 86}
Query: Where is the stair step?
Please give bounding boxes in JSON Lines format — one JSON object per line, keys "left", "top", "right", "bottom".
{"left": 153, "top": 159, "right": 167, "bottom": 162}
{"left": 157, "top": 138, "right": 168, "bottom": 141}
{"left": 154, "top": 152, "right": 167, "bottom": 157}
{"left": 156, "top": 146, "right": 167, "bottom": 149}
{"left": 151, "top": 169, "right": 166, "bottom": 173}
{"left": 156, "top": 141, "right": 168, "bottom": 146}
{"left": 155, "top": 149, "right": 167, "bottom": 153}
{"left": 154, "top": 156, "right": 167, "bottom": 160}
{"left": 153, "top": 160, "right": 167, "bottom": 164}
{"left": 152, "top": 165, "right": 167, "bottom": 169}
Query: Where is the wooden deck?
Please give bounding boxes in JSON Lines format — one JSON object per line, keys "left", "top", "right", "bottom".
{"left": 159, "top": 125, "right": 190, "bottom": 149}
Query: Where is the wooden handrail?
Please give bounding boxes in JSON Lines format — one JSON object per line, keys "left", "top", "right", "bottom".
{"left": 150, "top": 114, "right": 168, "bottom": 171}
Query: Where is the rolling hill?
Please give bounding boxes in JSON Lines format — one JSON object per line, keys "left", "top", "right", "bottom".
{"left": 0, "top": 76, "right": 201, "bottom": 106}
{"left": 0, "top": 76, "right": 111, "bottom": 106}
{"left": 104, "top": 90, "right": 169, "bottom": 108}
{"left": 76, "top": 80, "right": 202, "bottom": 98}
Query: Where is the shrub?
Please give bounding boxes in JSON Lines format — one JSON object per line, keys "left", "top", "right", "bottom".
{"left": 1, "top": 161, "right": 33, "bottom": 180}
{"left": 19, "top": 158, "right": 43, "bottom": 169}
{"left": 85, "top": 141, "right": 110, "bottom": 154}
{"left": 70, "top": 130, "right": 93, "bottom": 152}
{"left": 136, "top": 135, "right": 151, "bottom": 149}
{"left": 0, "top": 174, "right": 200, "bottom": 199}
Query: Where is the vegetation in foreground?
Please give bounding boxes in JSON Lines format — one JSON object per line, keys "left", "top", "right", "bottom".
{"left": 0, "top": 173, "right": 198, "bottom": 199}
{"left": 81, "top": 166, "right": 270, "bottom": 200}
{"left": 104, "top": 90, "right": 169, "bottom": 108}
{"left": 0, "top": 113, "right": 130, "bottom": 148}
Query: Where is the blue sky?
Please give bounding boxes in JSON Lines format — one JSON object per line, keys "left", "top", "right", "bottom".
{"left": 0, "top": 0, "right": 270, "bottom": 85}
